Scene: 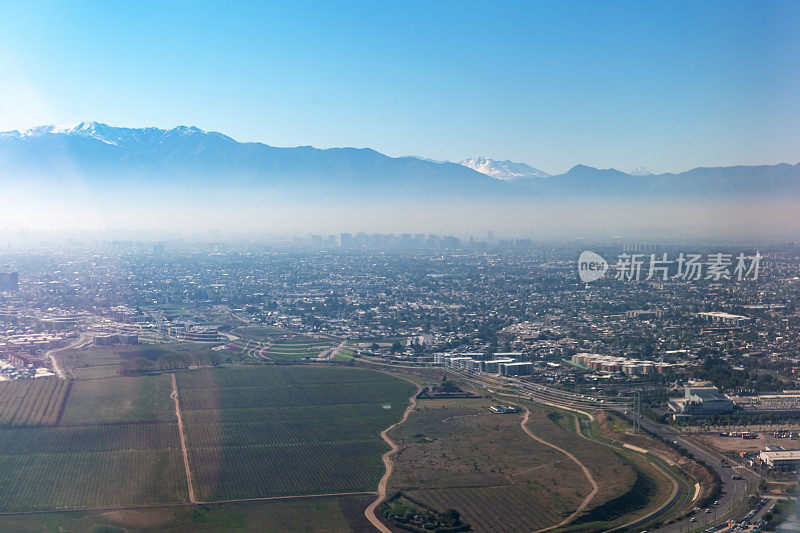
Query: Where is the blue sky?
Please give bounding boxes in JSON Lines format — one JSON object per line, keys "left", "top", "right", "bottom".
{"left": 1, "top": 0, "right": 798, "bottom": 174}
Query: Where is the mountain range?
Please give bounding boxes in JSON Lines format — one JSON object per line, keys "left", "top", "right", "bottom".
{"left": 1, "top": 122, "right": 798, "bottom": 202}
{"left": 459, "top": 156, "right": 550, "bottom": 181}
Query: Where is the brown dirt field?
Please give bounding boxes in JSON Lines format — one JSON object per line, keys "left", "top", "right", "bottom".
{"left": 100, "top": 508, "right": 176, "bottom": 528}
{"left": 524, "top": 408, "right": 636, "bottom": 510}
{"left": 338, "top": 495, "right": 380, "bottom": 533}
{"left": 697, "top": 432, "right": 800, "bottom": 454}
{"left": 386, "top": 397, "right": 627, "bottom": 533}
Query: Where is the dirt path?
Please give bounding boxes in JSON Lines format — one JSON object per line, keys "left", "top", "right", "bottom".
{"left": 171, "top": 373, "right": 197, "bottom": 504}
{"left": 515, "top": 406, "right": 599, "bottom": 533}
{"left": 364, "top": 383, "right": 423, "bottom": 533}
{"left": 46, "top": 333, "right": 89, "bottom": 379}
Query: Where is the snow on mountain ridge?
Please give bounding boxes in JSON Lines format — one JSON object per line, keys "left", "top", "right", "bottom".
{"left": 0, "top": 122, "right": 235, "bottom": 146}
{"left": 629, "top": 167, "right": 653, "bottom": 176}
{"left": 460, "top": 156, "right": 549, "bottom": 180}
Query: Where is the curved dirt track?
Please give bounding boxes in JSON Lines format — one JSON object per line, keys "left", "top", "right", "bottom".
{"left": 517, "top": 406, "right": 599, "bottom": 533}
{"left": 364, "top": 383, "right": 423, "bottom": 533}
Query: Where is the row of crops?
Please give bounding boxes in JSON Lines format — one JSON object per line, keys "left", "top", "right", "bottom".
{"left": 179, "top": 380, "right": 411, "bottom": 411}
{"left": 0, "top": 422, "right": 178, "bottom": 454}
{"left": 0, "top": 449, "right": 187, "bottom": 511}
{"left": 408, "top": 486, "right": 558, "bottom": 533}
{"left": 176, "top": 366, "right": 416, "bottom": 500}
{"left": 0, "top": 378, "right": 70, "bottom": 427}
{"left": 0, "top": 374, "right": 188, "bottom": 512}
{"left": 188, "top": 440, "right": 389, "bottom": 501}
{"left": 177, "top": 365, "right": 402, "bottom": 389}
{"left": 0, "top": 365, "right": 415, "bottom": 511}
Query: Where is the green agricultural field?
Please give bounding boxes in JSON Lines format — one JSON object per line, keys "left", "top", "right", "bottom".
{"left": 237, "top": 326, "right": 289, "bottom": 338}
{"left": 176, "top": 366, "right": 416, "bottom": 501}
{"left": 264, "top": 342, "right": 334, "bottom": 360}
{"left": 0, "top": 495, "right": 375, "bottom": 532}
{"left": 0, "top": 374, "right": 186, "bottom": 512}
{"left": 0, "top": 365, "right": 414, "bottom": 518}
{"left": 334, "top": 348, "right": 357, "bottom": 361}
{"left": 60, "top": 374, "right": 174, "bottom": 425}
{"left": 0, "top": 378, "right": 70, "bottom": 427}
{"left": 61, "top": 342, "right": 227, "bottom": 378}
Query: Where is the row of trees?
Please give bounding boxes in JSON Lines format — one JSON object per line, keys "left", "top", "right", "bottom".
{"left": 119, "top": 352, "right": 227, "bottom": 374}
{"left": 696, "top": 356, "right": 784, "bottom": 393}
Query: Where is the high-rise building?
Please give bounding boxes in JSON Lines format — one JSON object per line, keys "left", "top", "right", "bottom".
{"left": 0, "top": 272, "right": 18, "bottom": 291}
{"left": 340, "top": 233, "right": 352, "bottom": 248}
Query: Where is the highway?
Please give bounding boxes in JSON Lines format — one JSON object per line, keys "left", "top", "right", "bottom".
{"left": 637, "top": 415, "right": 750, "bottom": 533}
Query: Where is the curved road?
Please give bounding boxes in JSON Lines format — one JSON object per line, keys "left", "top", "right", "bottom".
{"left": 637, "top": 416, "right": 750, "bottom": 533}
{"left": 45, "top": 333, "right": 89, "bottom": 379}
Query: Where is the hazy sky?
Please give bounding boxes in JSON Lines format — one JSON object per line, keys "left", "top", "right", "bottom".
{"left": 1, "top": 0, "right": 798, "bottom": 174}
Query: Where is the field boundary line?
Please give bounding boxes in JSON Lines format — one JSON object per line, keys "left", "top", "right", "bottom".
{"left": 196, "top": 490, "right": 378, "bottom": 505}
{"left": 53, "top": 380, "right": 73, "bottom": 426}
{"left": 171, "top": 373, "right": 196, "bottom": 503}
{"left": 0, "top": 491, "right": 379, "bottom": 516}
{"left": 364, "top": 381, "right": 423, "bottom": 533}
{"left": 448, "top": 369, "right": 692, "bottom": 530}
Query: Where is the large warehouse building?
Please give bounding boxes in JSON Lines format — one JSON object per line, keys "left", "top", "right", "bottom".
{"left": 759, "top": 449, "right": 800, "bottom": 469}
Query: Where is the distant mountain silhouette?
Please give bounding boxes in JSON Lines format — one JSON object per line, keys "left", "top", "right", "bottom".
{"left": 513, "top": 163, "right": 800, "bottom": 198}
{"left": 1, "top": 122, "right": 798, "bottom": 201}
{"left": 0, "top": 122, "right": 521, "bottom": 200}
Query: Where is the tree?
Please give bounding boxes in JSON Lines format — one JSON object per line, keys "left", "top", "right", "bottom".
{"left": 444, "top": 509, "right": 460, "bottom": 525}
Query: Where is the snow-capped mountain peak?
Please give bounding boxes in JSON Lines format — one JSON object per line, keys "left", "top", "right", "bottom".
{"left": 0, "top": 122, "right": 235, "bottom": 146}
{"left": 629, "top": 167, "right": 653, "bottom": 176}
{"left": 460, "top": 156, "right": 549, "bottom": 180}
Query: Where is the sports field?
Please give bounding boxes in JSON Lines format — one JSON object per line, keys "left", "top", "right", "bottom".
{"left": 264, "top": 341, "right": 334, "bottom": 359}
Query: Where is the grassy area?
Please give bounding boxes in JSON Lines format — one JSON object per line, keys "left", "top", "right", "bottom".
{"left": 61, "top": 343, "right": 225, "bottom": 379}
{"left": 548, "top": 407, "right": 695, "bottom": 531}
{"left": 176, "top": 366, "right": 416, "bottom": 501}
{"left": 519, "top": 404, "right": 639, "bottom": 511}
{"left": 0, "top": 374, "right": 186, "bottom": 512}
{"left": 60, "top": 374, "right": 174, "bottom": 425}
{"left": 237, "top": 326, "right": 289, "bottom": 338}
{"left": 0, "top": 378, "right": 69, "bottom": 427}
{"left": 0, "top": 495, "right": 375, "bottom": 532}
{"left": 334, "top": 348, "right": 357, "bottom": 362}
{"left": 265, "top": 341, "right": 334, "bottom": 360}
{"left": 387, "top": 396, "right": 621, "bottom": 533}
